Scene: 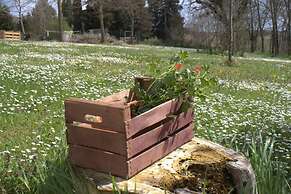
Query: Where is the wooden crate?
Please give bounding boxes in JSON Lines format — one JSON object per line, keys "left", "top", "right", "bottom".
{"left": 65, "top": 90, "right": 194, "bottom": 179}
{"left": 0, "top": 31, "right": 21, "bottom": 40}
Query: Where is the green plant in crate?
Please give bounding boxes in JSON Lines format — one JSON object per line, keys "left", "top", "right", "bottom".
{"left": 132, "top": 51, "right": 216, "bottom": 115}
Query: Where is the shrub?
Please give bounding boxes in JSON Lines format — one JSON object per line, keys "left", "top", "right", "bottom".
{"left": 142, "top": 37, "right": 163, "bottom": 46}
{"left": 69, "top": 33, "right": 119, "bottom": 44}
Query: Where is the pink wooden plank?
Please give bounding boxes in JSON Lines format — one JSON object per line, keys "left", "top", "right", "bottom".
{"left": 125, "top": 99, "right": 182, "bottom": 138}
{"left": 65, "top": 98, "right": 130, "bottom": 133}
{"left": 127, "top": 109, "right": 193, "bottom": 158}
{"left": 127, "top": 124, "right": 193, "bottom": 177}
{"left": 67, "top": 123, "right": 127, "bottom": 155}
{"left": 99, "top": 90, "right": 129, "bottom": 105}
{"left": 69, "top": 145, "right": 128, "bottom": 178}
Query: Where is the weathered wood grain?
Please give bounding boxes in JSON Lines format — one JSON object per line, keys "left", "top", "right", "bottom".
{"left": 127, "top": 124, "right": 193, "bottom": 177}
{"left": 125, "top": 99, "right": 182, "bottom": 138}
{"left": 69, "top": 145, "right": 128, "bottom": 178}
{"left": 65, "top": 90, "right": 195, "bottom": 179}
{"left": 99, "top": 90, "right": 129, "bottom": 105}
{"left": 127, "top": 109, "right": 193, "bottom": 158}
{"left": 67, "top": 123, "right": 127, "bottom": 155}
{"left": 65, "top": 98, "right": 130, "bottom": 133}
{"left": 0, "top": 31, "right": 21, "bottom": 40}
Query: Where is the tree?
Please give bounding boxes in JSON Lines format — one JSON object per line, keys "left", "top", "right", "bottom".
{"left": 72, "top": 0, "right": 82, "bottom": 31}
{"left": 98, "top": 0, "right": 105, "bottom": 42}
{"left": 269, "top": 0, "right": 279, "bottom": 56}
{"left": 62, "top": 0, "right": 73, "bottom": 27}
{"left": 30, "top": 0, "right": 55, "bottom": 38}
{"left": 0, "top": 4, "right": 14, "bottom": 30}
{"left": 255, "top": 0, "right": 265, "bottom": 52}
{"left": 228, "top": 0, "right": 233, "bottom": 62}
{"left": 284, "top": 0, "right": 291, "bottom": 55}
{"left": 57, "top": 0, "right": 64, "bottom": 41}
{"left": 12, "top": 0, "right": 34, "bottom": 34}
{"left": 118, "top": 0, "right": 150, "bottom": 42}
{"left": 249, "top": 0, "right": 257, "bottom": 53}
{"left": 148, "top": 0, "right": 184, "bottom": 42}
{"left": 62, "top": 0, "right": 83, "bottom": 32}
{"left": 188, "top": 0, "right": 248, "bottom": 61}
{"left": 86, "top": 0, "right": 107, "bottom": 42}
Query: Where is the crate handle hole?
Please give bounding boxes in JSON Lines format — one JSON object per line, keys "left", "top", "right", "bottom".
{"left": 84, "top": 114, "right": 103, "bottom": 123}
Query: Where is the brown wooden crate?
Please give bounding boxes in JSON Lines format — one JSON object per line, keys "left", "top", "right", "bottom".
{"left": 127, "top": 109, "right": 193, "bottom": 158}
{"left": 67, "top": 123, "right": 127, "bottom": 155}
{"left": 4, "top": 32, "right": 20, "bottom": 40}
{"left": 125, "top": 99, "right": 182, "bottom": 138}
{"left": 69, "top": 124, "right": 193, "bottom": 179}
{"left": 0, "top": 31, "right": 20, "bottom": 40}
{"left": 128, "top": 124, "right": 193, "bottom": 177}
{"left": 65, "top": 98, "right": 130, "bottom": 133}
{"left": 69, "top": 145, "right": 128, "bottom": 178}
{"left": 134, "top": 77, "right": 154, "bottom": 90}
{"left": 65, "top": 90, "right": 195, "bottom": 179}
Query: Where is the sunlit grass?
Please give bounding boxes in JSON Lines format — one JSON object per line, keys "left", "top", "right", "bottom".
{"left": 0, "top": 40, "right": 290, "bottom": 193}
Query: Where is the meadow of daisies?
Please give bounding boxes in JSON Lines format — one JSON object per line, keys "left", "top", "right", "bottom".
{"left": 0, "top": 40, "right": 290, "bottom": 194}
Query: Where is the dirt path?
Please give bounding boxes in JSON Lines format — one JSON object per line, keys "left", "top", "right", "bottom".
{"left": 236, "top": 56, "right": 291, "bottom": 63}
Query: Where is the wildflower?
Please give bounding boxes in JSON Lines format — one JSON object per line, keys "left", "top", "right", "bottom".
{"left": 175, "top": 63, "right": 183, "bottom": 71}
{"left": 3, "top": 150, "right": 10, "bottom": 155}
{"left": 55, "top": 136, "right": 61, "bottom": 141}
{"left": 193, "top": 64, "right": 202, "bottom": 74}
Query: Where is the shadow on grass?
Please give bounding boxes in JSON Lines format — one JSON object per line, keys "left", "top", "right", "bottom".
{"left": 35, "top": 157, "right": 94, "bottom": 194}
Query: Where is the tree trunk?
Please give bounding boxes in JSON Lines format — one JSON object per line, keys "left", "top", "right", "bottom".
{"left": 57, "top": 0, "right": 64, "bottom": 42}
{"left": 270, "top": 0, "right": 279, "bottom": 56}
{"left": 99, "top": 1, "right": 105, "bottom": 43}
{"left": 130, "top": 16, "right": 135, "bottom": 44}
{"left": 164, "top": 8, "right": 168, "bottom": 40}
{"left": 256, "top": 0, "right": 265, "bottom": 52}
{"left": 288, "top": 0, "right": 291, "bottom": 55}
{"left": 249, "top": 0, "right": 256, "bottom": 52}
{"left": 228, "top": 0, "right": 233, "bottom": 62}
{"left": 19, "top": 8, "right": 25, "bottom": 35}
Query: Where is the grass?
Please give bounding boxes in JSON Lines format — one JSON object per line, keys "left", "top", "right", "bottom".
{"left": 222, "top": 131, "right": 290, "bottom": 194}
{"left": 0, "top": 40, "right": 290, "bottom": 194}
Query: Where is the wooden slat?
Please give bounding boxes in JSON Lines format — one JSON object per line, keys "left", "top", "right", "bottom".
{"left": 127, "top": 124, "right": 193, "bottom": 177}
{"left": 4, "top": 32, "right": 20, "bottom": 40}
{"left": 127, "top": 109, "right": 193, "bottom": 158}
{"left": 5, "top": 35, "right": 19, "bottom": 38}
{"left": 69, "top": 145, "right": 128, "bottom": 178}
{"left": 67, "top": 123, "right": 127, "bottom": 155}
{"left": 100, "top": 90, "right": 129, "bottom": 105}
{"left": 64, "top": 98, "right": 130, "bottom": 133}
{"left": 0, "top": 31, "right": 20, "bottom": 40}
{"left": 5, "top": 31, "right": 20, "bottom": 35}
{"left": 125, "top": 99, "right": 182, "bottom": 138}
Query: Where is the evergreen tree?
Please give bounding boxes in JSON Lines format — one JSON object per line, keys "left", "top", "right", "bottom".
{"left": 62, "top": 0, "right": 73, "bottom": 27}
{"left": 72, "top": 0, "right": 82, "bottom": 31}
{"left": 31, "top": 0, "right": 56, "bottom": 38}
{"left": 148, "top": 0, "right": 184, "bottom": 41}
{"left": 0, "top": 4, "right": 14, "bottom": 30}
{"left": 118, "top": 0, "right": 152, "bottom": 41}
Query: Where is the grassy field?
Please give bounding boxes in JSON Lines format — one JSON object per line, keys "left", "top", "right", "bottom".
{"left": 0, "top": 40, "right": 290, "bottom": 194}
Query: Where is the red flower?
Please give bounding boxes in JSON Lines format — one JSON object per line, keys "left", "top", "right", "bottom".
{"left": 193, "top": 65, "right": 202, "bottom": 74}
{"left": 175, "top": 63, "right": 183, "bottom": 71}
